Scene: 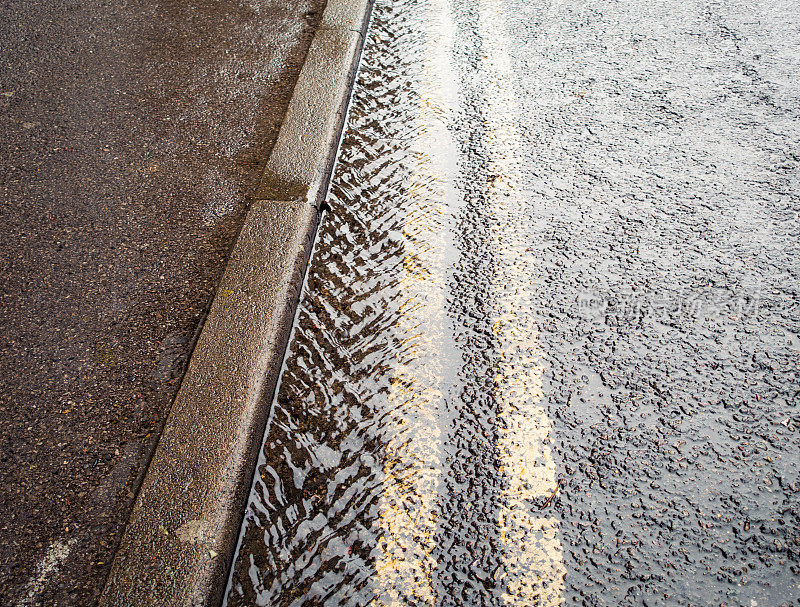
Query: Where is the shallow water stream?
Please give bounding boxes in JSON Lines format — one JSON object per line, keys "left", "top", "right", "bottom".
{"left": 225, "top": 0, "right": 800, "bottom": 604}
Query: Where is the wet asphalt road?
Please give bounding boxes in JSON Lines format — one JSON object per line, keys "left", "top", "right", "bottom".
{"left": 227, "top": 0, "right": 799, "bottom": 604}
{"left": 0, "top": 0, "right": 323, "bottom": 603}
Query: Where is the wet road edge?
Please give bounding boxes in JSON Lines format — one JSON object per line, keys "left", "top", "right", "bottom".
{"left": 98, "top": 1, "right": 374, "bottom": 604}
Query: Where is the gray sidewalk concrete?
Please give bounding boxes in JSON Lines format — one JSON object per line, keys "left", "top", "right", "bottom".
{"left": 0, "top": 0, "right": 324, "bottom": 603}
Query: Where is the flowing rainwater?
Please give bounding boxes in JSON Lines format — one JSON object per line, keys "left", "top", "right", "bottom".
{"left": 225, "top": 0, "right": 800, "bottom": 604}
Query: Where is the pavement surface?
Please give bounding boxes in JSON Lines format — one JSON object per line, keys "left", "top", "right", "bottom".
{"left": 0, "top": 0, "right": 325, "bottom": 604}
{"left": 225, "top": 0, "right": 800, "bottom": 604}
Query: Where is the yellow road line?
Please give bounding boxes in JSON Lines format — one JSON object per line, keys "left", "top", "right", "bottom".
{"left": 476, "top": 0, "right": 567, "bottom": 603}
{"left": 374, "top": 0, "right": 459, "bottom": 603}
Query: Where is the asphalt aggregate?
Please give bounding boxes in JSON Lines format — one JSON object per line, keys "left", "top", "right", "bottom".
{"left": 0, "top": 0, "right": 324, "bottom": 603}
{"left": 225, "top": 0, "right": 800, "bottom": 604}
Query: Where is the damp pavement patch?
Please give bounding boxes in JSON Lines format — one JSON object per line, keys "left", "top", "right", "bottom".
{"left": 0, "top": 0, "right": 324, "bottom": 603}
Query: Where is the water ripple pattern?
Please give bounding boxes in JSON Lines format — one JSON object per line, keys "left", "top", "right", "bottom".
{"left": 226, "top": 0, "right": 800, "bottom": 604}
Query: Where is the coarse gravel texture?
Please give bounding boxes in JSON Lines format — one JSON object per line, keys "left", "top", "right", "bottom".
{"left": 0, "top": 0, "right": 326, "bottom": 604}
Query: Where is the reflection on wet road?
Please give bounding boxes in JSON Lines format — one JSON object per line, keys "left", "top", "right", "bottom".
{"left": 226, "top": 0, "right": 800, "bottom": 604}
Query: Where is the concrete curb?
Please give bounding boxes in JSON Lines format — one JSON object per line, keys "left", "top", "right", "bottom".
{"left": 99, "top": 0, "right": 373, "bottom": 604}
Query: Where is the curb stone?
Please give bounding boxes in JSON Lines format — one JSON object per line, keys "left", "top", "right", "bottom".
{"left": 99, "top": 0, "right": 373, "bottom": 604}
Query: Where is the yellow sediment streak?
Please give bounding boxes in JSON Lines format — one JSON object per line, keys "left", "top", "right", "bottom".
{"left": 373, "top": 0, "right": 458, "bottom": 603}
{"left": 477, "top": 0, "right": 567, "bottom": 603}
